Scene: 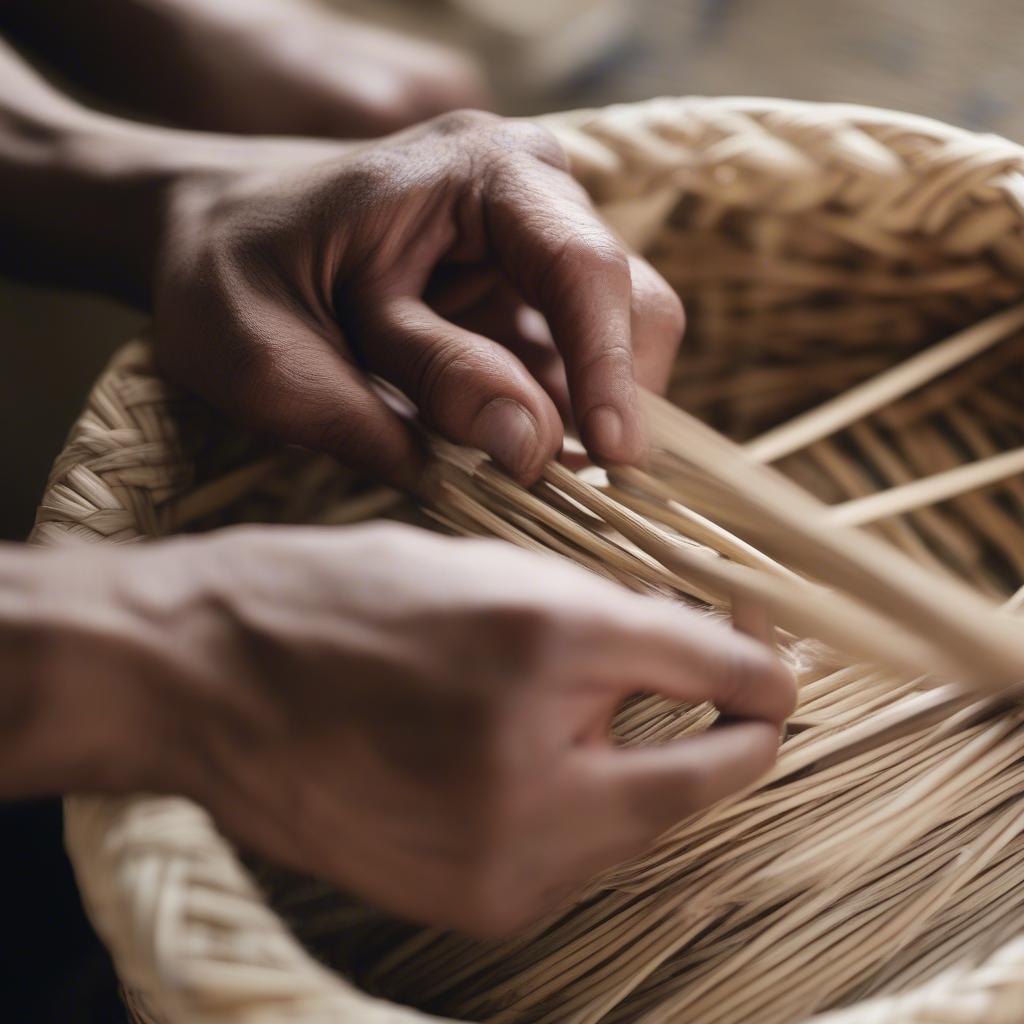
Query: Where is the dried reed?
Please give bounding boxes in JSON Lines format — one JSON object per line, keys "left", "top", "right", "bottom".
{"left": 35, "top": 96, "right": 1024, "bottom": 1024}
{"left": 243, "top": 301, "right": 1024, "bottom": 1024}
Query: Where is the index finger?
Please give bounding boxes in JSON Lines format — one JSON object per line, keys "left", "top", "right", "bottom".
{"left": 481, "top": 151, "right": 644, "bottom": 466}
{"left": 574, "top": 595, "right": 797, "bottom": 725}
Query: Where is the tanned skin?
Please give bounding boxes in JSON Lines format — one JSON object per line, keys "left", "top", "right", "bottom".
{"left": 0, "top": 7, "right": 794, "bottom": 936}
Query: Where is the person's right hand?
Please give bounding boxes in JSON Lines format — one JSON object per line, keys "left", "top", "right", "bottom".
{"left": 72, "top": 524, "right": 794, "bottom": 935}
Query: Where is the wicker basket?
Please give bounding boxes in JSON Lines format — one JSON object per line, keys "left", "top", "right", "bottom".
{"left": 32, "top": 97, "right": 1024, "bottom": 1024}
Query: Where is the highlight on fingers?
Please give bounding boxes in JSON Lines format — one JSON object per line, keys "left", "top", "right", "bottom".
{"left": 479, "top": 157, "right": 647, "bottom": 467}
{"left": 626, "top": 253, "right": 686, "bottom": 395}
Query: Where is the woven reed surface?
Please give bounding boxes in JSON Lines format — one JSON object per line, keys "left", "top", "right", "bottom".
{"left": 32, "top": 97, "right": 1024, "bottom": 1023}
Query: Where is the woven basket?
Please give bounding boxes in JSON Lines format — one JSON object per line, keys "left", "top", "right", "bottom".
{"left": 32, "top": 97, "right": 1024, "bottom": 1024}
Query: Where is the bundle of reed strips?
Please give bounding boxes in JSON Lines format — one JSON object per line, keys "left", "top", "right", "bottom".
{"left": 33, "top": 97, "right": 1024, "bottom": 1024}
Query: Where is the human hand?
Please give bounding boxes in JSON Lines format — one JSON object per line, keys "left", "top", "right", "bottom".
{"left": 90, "top": 524, "right": 791, "bottom": 935}
{"left": 1, "top": 0, "right": 489, "bottom": 138}
{"left": 153, "top": 0, "right": 492, "bottom": 137}
{"left": 154, "top": 110, "right": 685, "bottom": 491}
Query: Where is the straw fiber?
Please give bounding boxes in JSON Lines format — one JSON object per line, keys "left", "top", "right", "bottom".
{"left": 32, "top": 97, "right": 1024, "bottom": 1023}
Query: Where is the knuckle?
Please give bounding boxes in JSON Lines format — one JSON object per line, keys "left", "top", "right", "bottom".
{"left": 574, "top": 340, "right": 635, "bottom": 383}
{"left": 744, "top": 643, "right": 794, "bottom": 700}
{"left": 414, "top": 338, "right": 476, "bottom": 419}
{"left": 722, "top": 642, "right": 797, "bottom": 722}
{"left": 532, "top": 232, "right": 630, "bottom": 314}
{"left": 571, "top": 235, "right": 630, "bottom": 278}
{"left": 647, "top": 282, "right": 686, "bottom": 340}
{"left": 588, "top": 243, "right": 631, "bottom": 282}
{"left": 746, "top": 721, "right": 786, "bottom": 771}
{"left": 547, "top": 235, "right": 630, "bottom": 297}
{"left": 717, "top": 645, "right": 750, "bottom": 712}
{"left": 766, "top": 657, "right": 799, "bottom": 720}
{"left": 629, "top": 259, "right": 686, "bottom": 350}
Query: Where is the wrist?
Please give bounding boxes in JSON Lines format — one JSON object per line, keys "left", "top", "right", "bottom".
{"left": 0, "top": 31, "right": 357, "bottom": 304}
{"left": 1, "top": 98, "right": 224, "bottom": 305}
{"left": 0, "top": 543, "right": 199, "bottom": 799}
{"left": 38, "top": 112, "right": 351, "bottom": 306}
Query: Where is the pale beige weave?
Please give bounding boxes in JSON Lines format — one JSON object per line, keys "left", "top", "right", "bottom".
{"left": 33, "top": 97, "right": 1024, "bottom": 1023}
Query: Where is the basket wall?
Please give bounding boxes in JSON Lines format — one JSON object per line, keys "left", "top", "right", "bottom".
{"left": 31, "top": 97, "right": 1024, "bottom": 1024}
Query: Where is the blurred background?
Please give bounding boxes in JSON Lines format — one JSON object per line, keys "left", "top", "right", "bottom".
{"left": 5, "top": 0, "right": 1024, "bottom": 1020}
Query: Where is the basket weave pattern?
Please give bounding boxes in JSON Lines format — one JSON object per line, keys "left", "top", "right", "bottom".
{"left": 32, "top": 98, "right": 1024, "bottom": 1023}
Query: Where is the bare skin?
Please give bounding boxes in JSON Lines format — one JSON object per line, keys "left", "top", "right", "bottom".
{"left": 154, "top": 108, "right": 687, "bottom": 486}
{"left": 1, "top": 0, "right": 490, "bottom": 136}
{"left": 4, "top": 527, "right": 793, "bottom": 934}
{"left": 0, "top": 11, "right": 796, "bottom": 935}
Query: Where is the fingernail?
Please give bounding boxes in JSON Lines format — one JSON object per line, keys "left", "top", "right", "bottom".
{"left": 474, "top": 399, "right": 538, "bottom": 478}
{"left": 582, "top": 405, "right": 644, "bottom": 464}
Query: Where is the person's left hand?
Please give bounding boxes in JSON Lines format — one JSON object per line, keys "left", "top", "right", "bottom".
{"left": 153, "top": 110, "right": 685, "bottom": 490}
{"left": 167, "top": 0, "right": 494, "bottom": 137}
{"left": 1, "top": 0, "right": 491, "bottom": 139}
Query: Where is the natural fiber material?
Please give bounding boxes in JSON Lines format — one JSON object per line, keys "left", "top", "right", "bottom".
{"left": 33, "top": 97, "right": 1024, "bottom": 1023}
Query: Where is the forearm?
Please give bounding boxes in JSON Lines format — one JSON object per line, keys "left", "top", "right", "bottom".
{"left": 0, "top": 40, "right": 168, "bottom": 303}
{"left": 1, "top": 545, "right": 137, "bottom": 797}
{"left": 0, "top": 542, "right": 211, "bottom": 800}
{"left": 2, "top": 0, "right": 488, "bottom": 139}
{"left": 0, "top": 35, "right": 344, "bottom": 304}
{"left": 1, "top": 0, "right": 252, "bottom": 124}
{"left": 1, "top": 0, "right": 368, "bottom": 134}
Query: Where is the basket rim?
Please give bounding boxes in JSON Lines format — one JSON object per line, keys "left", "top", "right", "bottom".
{"left": 37, "top": 93, "right": 1024, "bottom": 1024}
